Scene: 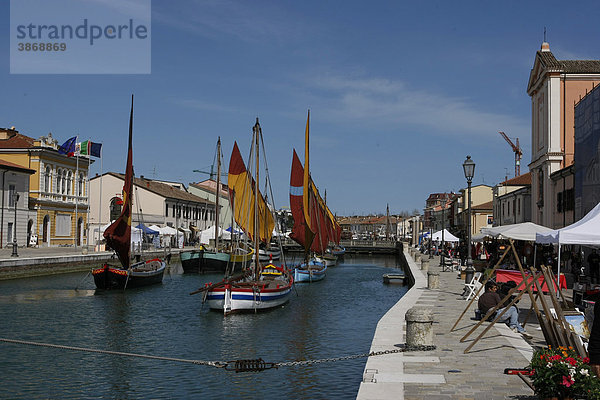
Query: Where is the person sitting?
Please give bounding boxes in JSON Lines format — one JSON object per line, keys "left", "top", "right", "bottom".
{"left": 478, "top": 281, "right": 532, "bottom": 339}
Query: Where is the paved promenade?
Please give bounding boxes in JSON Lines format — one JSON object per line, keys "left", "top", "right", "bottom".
{"left": 0, "top": 245, "right": 181, "bottom": 279}
{"left": 357, "top": 249, "right": 541, "bottom": 400}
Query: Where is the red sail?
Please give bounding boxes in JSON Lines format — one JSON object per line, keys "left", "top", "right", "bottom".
{"left": 290, "top": 149, "right": 334, "bottom": 254}
{"left": 104, "top": 96, "right": 134, "bottom": 268}
{"left": 290, "top": 149, "right": 313, "bottom": 251}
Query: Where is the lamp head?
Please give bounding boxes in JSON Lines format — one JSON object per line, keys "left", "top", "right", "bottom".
{"left": 462, "top": 155, "right": 475, "bottom": 182}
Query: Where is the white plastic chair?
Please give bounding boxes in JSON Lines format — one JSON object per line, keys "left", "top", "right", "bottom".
{"left": 464, "top": 272, "right": 483, "bottom": 301}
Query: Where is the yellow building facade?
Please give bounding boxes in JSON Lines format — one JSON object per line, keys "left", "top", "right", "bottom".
{"left": 0, "top": 128, "right": 92, "bottom": 247}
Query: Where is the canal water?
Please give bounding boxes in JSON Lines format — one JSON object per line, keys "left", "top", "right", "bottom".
{"left": 0, "top": 254, "right": 408, "bottom": 399}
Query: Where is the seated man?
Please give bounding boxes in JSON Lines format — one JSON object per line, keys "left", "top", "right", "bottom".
{"left": 478, "top": 281, "right": 532, "bottom": 339}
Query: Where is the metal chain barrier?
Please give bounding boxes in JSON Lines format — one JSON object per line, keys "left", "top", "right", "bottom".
{"left": 0, "top": 337, "right": 435, "bottom": 372}
{"left": 276, "top": 345, "right": 436, "bottom": 368}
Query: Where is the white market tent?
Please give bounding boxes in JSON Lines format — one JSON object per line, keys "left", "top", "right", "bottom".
{"left": 536, "top": 202, "right": 600, "bottom": 245}
{"left": 199, "top": 225, "right": 230, "bottom": 244}
{"left": 482, "top": 222, "right": 553, "bottom": 242}
{"left": 536, "top": 202, "right": 600, "bottom": 292}
{"left": 131, "top": 227, "right": 142, "bottom": 246}
{"left": 431, "top": 229, "right": 460, "bottom": 242}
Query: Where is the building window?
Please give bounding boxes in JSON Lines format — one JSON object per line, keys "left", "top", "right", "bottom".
{"left": 565, "top": 189, "right": 574, "bottom": 211}
{"left": 61, "top": 170, "right": 67, "bottom": 194}
{"left": 78, "top": 173, "right": 84, "bottom": 196}
{"left": 8, "top": 184, "right": 16, "bottom": 207}
{"left": 56, "top": 214, "right": 72, "bottom": 236}
{"left": 557, "top": 192, "right": 563, "bottom": 213}
{"left": 55, "top": 169, "right": 61, "bottom": 193}
{"left": 165, "top": 203, "right": 169, "bottom": 217}
{"left": 518, "top": 198, "right": 521, "bottom": 215}
{"left": 67, "top": 171, "right": 72, "bottom": 195}
{"left": 558, "top": 189, "right": 574, "bottom": 213}
{"left": 109, "top": 197, "right": 122, "bottom": 221}
{"left": 172, "top": 204, "right": 175, "bottom": 216}
{"left": 44, "top": 166, "right": 51, "bottom": 192}
{"left": 7, "top": 222, "right": 13, "bottom": 243}
{"left": 538, "top": 170, "right": 544, "bottom": 206}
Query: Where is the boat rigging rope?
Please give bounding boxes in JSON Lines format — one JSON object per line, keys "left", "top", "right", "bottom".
{"left": 0, "top": 338, "right": 227, "bottom": 368}
{"left": 0, "top": 337, "right": 434, "bottom": 372}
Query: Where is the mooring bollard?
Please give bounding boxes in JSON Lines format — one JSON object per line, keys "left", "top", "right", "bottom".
{"left": 405, "top": 307, "right": 434, "bottom": 347}
{"left": 421, "top": 260, "right": 429, "bottom": 271}
{"left": 415, "top": 253, "right": 422, "bottom": 263}
{"left": 427, "top": 271, "right": 439, "bottom": 289}
{"left": 409, "top": 248, "right": 415, "bottom": 257}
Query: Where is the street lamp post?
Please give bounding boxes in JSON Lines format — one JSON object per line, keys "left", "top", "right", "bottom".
{"left": 463, "top": 156, "right": 475, "bottom": 284}
{"left": 429, "top": 216, "right": 434, "bottom": 259}
{"left": 11, "top": 193, "right": 19, "bottom": 257}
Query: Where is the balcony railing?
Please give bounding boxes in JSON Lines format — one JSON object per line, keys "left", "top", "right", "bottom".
{"left": 38, "top": 191, "right": 88, "bottom": 205}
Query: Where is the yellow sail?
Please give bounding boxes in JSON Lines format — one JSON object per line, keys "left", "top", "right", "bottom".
{"left": 228, "top": 141, "right": 274, "bottom": 243}
{"left": 303, "top": 110, "right": 311, "bottom": 231}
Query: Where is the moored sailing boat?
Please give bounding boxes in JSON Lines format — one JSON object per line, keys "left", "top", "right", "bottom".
{"left": 290, "top": 111, "right": 341, "bottom": 282}
{"left": 180, "top": 246, "right": 205, "bottom": 273}
{"left": 181, "top": 138, "right": 231, "bottom": 273}
{"left": 191, "top": 119, "right": 293, "bottom": 314}
{"left": 92, "top": 96, "right": 166, "bottom": 289}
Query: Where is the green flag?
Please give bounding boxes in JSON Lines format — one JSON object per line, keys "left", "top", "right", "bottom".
{"left": 79, "top": 140, "right": 89, "bottom": 156}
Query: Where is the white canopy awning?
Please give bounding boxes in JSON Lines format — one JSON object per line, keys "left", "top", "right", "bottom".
{"left": 431, "top": 229, "right": 459, "bottom": 242}
{"left": 481, "top": 222, "right": 553, "bottom": 242}
{"left": 536, "top": 202, "right": 600, "bottom": 245}
{"left": 199, "top": 225, "right": 231, "bottom": 244}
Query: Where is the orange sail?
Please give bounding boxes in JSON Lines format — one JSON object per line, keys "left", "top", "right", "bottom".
{"left": 228, "top": 141, "right": 274, "bottom": 244}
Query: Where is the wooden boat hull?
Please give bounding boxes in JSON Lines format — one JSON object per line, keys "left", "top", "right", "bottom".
{"left": 258, "top": 248, "right": 281, "bottom": 262}
{"left": 294, "top": 261, "right": 327, "bottom": 282}
{"left": 230, "top": 248, "right": 253, "bottom": 270}
{"left": 92, "top": 259, "right": 166, "bottom": 289}
{"left": 315, "top": 254, "right": 337, "bottom": 267}
{"left": 206, "top": 277, "right": 293, "bottom": 314}
{"left": 331, "top": 246, "right": 345, "bottom": 257}
{"left": 180, "top": 249, "right": 205, "bottom": 273}
{"left": 202, "top": 251, "right": 230, "bottom": 272}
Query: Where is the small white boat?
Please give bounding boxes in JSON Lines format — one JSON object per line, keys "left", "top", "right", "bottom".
{"left": 294, "top": 260, "right": 327, "bottom": 283}
{"left": 315, "top": 254, "right": 337, "bottom": 267}
{"left": 382, "top": 273, "right": 406, "bottom": 284}
{"left": 204, "top": 264, "right": 293, "bottom": 314}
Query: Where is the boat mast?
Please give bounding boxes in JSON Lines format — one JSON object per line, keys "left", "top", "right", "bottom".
{"left": 253, "top": 119, "right": 260, "bottom": 281}
{"left": 303, "top": 111, "right": 311, "bottom": 264}
{"left": 215, "top": 137, "right": 221, "bottom": 250}
{"left": 386, "top": 203, "right": 390, "bottom": 241}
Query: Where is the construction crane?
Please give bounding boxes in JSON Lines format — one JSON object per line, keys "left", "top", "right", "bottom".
{"left": 498, "top": 131, "right": 522, "bottom": 178}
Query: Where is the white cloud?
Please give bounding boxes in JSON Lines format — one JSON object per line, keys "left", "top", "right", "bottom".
{"left": 305, "top": 74, "right": 529, "bottom": 139}
{"left": 153, "top": 0, "right": 313, "bottom": 44}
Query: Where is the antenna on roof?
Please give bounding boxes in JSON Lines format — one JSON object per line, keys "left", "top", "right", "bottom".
{"left": 543, "top": 26, "right": 547, "bottom": 42}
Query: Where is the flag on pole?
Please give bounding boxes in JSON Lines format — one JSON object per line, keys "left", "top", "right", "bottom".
{"left": 58, "top": 136, "right": 77, "bottom": 157}
{"left": 77, "top": 141, "right": 89, "bottom": 156}
{"left": 90, "top": 142, "right": 102, "bottom": 157}
{"left": 76, "top": 140, "right": 103, "bottom": 157}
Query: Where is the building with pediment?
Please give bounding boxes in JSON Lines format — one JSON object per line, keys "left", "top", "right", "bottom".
{"left": 0, "top": 128, "right": 92, "bottom": 247}
{"left": 527, "top": 42, "right": 600, "bottom": 228}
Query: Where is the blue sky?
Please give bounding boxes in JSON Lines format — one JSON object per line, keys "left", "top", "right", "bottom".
{"left": 2, "top": 0, "right": 600, "bottom": 216}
